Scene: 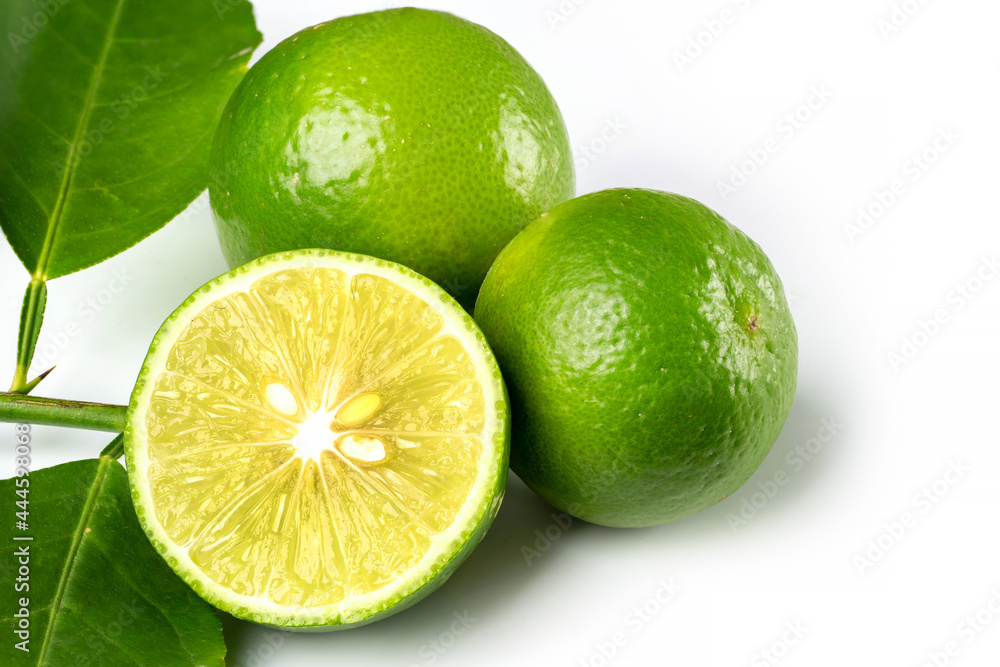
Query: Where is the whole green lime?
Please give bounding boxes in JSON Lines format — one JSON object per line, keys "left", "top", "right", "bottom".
{"left": 209, "top": 8, "right": 575, "bottom": 310}
{"left": 474, "top": 189, "right": 798, "bottom": 527}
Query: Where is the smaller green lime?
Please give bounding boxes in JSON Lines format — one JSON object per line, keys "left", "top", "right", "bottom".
{"left": 474, "top": 188, "right": 798, "bottom": 528}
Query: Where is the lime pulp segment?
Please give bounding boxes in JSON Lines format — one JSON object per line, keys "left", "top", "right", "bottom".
{"left": 126, "top": 253, "right": 507, "bottom": 626}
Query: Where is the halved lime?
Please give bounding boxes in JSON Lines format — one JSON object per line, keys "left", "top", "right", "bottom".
{"left": 125, "top": 250, "right": 508, "bottom": 629}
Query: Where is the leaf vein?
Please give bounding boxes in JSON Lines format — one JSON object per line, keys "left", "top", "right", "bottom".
{"left": 70, "top": 124, "right": 213, "bottom": 194}
{"left": 19, "top": 106, "right": 73, "bottom": 144}
{"left": 46, "top": 25, "right": 99, "bottom": 67}
{"left": 34, "top": 458, "right": 112, "bottom": 663}
{"left": 35, "top": 0, "right": 128, "bottom": 279}
{"left": 0, "top": 157, "right": 53, "bottom": 218}
{"left": 95, "top": 539, "right": 199, "bottom": 665}
{"left": 60, "top": 602, "right": 157, "bottom": 666}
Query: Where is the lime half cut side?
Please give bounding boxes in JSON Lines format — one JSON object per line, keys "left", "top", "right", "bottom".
{"left": 125, "top": 250, "right": 509, "bottom": 629}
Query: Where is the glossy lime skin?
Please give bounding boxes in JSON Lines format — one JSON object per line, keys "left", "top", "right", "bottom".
{"left": 209, "top": 8, "right": 574, "bottom": 310}
{"left": 475, "top": 189, "right": 798, "bottom": 527}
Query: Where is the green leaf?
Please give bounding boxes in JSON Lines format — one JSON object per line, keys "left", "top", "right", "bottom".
{"left": 11, "top": 279, "right": 46, "bottom": 393}
{"left": 0, "top": 0, "right": 262, "bottom": 279}
{"left": 0, "top": 456, "right": 227, "bottom": 666}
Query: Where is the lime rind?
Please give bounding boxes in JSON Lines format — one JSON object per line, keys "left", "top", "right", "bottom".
{"left": 475, "top": 188, "right": 796, "bottom": 528}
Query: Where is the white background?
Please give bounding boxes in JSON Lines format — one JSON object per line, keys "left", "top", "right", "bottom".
{"left": 3, "top": 0, "right": 1000, "bottom": 665}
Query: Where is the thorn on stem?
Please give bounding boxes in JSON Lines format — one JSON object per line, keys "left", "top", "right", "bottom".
{"left": 21, "top": 366, "right": 56, "bottom": 395}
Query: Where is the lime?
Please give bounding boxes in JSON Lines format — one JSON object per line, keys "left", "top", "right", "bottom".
{"left": 209, "top": 8, "right": 575, "bottom": 311}
{"left": 474, "top": 189, "right": 797, "bottom": 528}
{"left": 125, "top": 250, "right": 509, "bottom": 629}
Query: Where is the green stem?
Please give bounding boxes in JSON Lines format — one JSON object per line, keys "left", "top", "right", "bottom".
{"left": 100, "top": 433, "right": 125, "bottom": 459}
{"left": 0, "top": 392, "right": 127, "bottom": 432}
{"left": 10, "top": 278, "right": 48, "bottom": 393}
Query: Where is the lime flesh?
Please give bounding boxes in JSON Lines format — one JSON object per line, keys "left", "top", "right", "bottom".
{"left": 126, "top": 250, "right": 508, "bottom": 628}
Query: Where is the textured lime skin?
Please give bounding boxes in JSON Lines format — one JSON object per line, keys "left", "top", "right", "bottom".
{"left": 209, "top": 8, "right": 575, "bottom": 310}
{"left": 474, "top": 189, "right": 798, "bottom": 527}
